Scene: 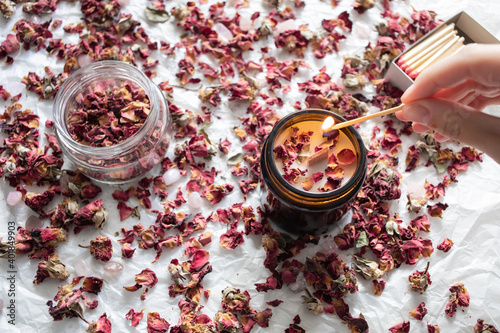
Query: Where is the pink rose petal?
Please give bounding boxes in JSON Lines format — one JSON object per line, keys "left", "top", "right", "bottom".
{"left": 337, "top": 148, "right": 356, "bottom": 165}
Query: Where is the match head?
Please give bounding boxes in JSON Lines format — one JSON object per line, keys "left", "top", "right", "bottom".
{"left": 400, "top": 63, "right": 408, "bottom": 71}
{"left": 396, "top": 56, "right": 406, "bottom": 66}
{"left": 409, "top": 71, "right": 419, "bottom": 80}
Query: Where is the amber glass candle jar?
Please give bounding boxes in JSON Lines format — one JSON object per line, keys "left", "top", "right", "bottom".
{"left": 53, "top": 61, "right": 171, "bottom": 184}
{"left": 260, "top": 109, "right": 367, "bottom": 235}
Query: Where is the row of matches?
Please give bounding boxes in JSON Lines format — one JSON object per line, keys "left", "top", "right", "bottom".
{"left": 397, "top": 23, "right": 465, "bottom": 80}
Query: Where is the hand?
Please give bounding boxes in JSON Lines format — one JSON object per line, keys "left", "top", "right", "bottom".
{"left": 395, "top": 44, "right": 500, "bottom": 163}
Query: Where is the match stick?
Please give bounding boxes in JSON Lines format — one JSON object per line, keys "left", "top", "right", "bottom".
{"left": 409, "top": 36, "right": 464, "bottom": 79}
{"left": 397, "top": 23, "right": 454, "bottom": 66}
{"left": 403, "top": 30, "right": 456, "bottom": 73}
{"left": 328, "top": 105, "right": 404, "bottom": 131}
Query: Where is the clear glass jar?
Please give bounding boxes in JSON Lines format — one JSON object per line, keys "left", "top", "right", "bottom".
{"left": 260, "top": 109, "right": 367, "bottom": 235}
{"left": 53, "top": 61, "right": 172, "bottom": 184}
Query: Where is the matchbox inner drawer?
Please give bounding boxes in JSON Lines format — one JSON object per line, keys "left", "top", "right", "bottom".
{"left": 385, "top": 11, "right": 500, "bottom": 92}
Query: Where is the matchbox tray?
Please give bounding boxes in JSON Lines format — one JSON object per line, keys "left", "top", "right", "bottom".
{"left": 385, "top": 11, "right": 500, "bottom": 91}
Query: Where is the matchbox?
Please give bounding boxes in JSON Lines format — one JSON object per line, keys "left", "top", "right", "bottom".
{"left": 385, "top": 11, "right": 500, "bottom": 91}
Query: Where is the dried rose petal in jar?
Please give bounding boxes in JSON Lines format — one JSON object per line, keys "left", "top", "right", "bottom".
{"left": 53, "top": 61, "right": 172, "bottom": 184}
{"left": 67, "top": 81, "right": 150, "bottom": 147}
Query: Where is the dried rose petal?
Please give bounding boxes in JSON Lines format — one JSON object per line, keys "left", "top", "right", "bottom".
{"left": 82, "top": 277, "right": 104, "bottom": 295}
{"left": 126, "top": 308, "right": 145, "bottom": 327}
{"left": 67, "top": 83, "right": 150, "bottom": 147}
{"left": 86, "top": 313, "right": 112, "bottom": 333}
{"left": 285, "top": 315, "right": 306, "bottom": 333}
{"left": 427, "top": 324, "right": 441, "bottom": 333}
{"left": 190, "top": 249, "right": 209, "bottom": 270}
{"left": 427, "top": 202, "right": 448, "bottom": 218}
{"left": 437, "top": 238, "right": 454, "bottom": 252}
{"left": 124, "top": 268, "right": 158, "bottom": 296}
{"left": 409, "top": 262, "right": 431, "bottom": 293}
{"left": 445, "top": 282, "right": 469, "bottom": 317}
{"left": 122, "top": 243, "right": 136, "bottom": 258}
{"left": 135, "top": 268, "right": 158, "bottom": 287}
{"left": 147, "top": 312, "right": 170, "bottom": 333}
{"left": 215, "top": 311, "right": 239, "bottom": 332}
{"left": 337, "top": 148, "right": 356, "bottom": 165}
{"left": 388, "top": 321, "right": 410, "bottom": 333}
{"left": 373, "top": 279, "right": 385, "bottom": 296}
{"left": 409, "top": 302, "right": 427, "bottom": 320}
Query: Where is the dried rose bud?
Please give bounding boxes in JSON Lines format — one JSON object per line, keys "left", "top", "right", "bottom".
{"left": 168, "top": 262, "right": 191, "bottom": 284}
{"left": 352, "top": 255, "right": 384, "bottom": 280}
{"left": 92, "top": 209, "right": 108, "bottom": 229}
{"left": 64, "top": 199, "right": 79, "bottom": 215}
{"left": 258, "top": 18, "right": 275, "bottom": 37}
{"left": 408, "top": 262, "right": 431, "bottom": 293}
{"left": 474, "top": 319, "right": 498, "bottom": 333}
{"left": 33, "top": 254, "right": 70, "bottom": 284}
{"left": 80, "top": 236, "right": 113, "bottom": 262}
{"left": 301, "top": 289, "right": 324, "bottom": 315}
{"left": 0, "top": 0, "right": 16, "bottom": 19}
{"left": 73, "top": 200, "right": 108, "bottom": 233}
{"left": 3, "top": 161, "right": 16, "bottom": 177}
{"left": 171, "top": 4, "right": 189, "bottom": 21}
{"left": 221, "top": 287, "right": 251, "bottom": 313}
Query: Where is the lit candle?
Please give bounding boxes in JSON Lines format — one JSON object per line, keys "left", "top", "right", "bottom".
{"left": 272, "top": 117, "right": 358, "bottom": 193}
{"left": 260, "top": 109, "right": 367, "bottom": 235}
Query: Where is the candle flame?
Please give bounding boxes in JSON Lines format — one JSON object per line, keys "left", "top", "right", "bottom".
{"left": 321, "top": 116, "right": 335, "bottom": 132}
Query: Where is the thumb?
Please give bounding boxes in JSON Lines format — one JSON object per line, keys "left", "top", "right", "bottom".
{"left": 401, "top": 98, "right": 500, "bottom": 163}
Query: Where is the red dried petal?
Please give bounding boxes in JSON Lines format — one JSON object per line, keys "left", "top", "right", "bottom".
{"left": 87, "top": 313, "right": 112, "bottom": 333}
{"left": 191, "top": 249, "right": 209, "bottom": 270}
{"left": 126, "top": 308, "right": 145, "bottom": 327}
{"left": 389, "top": 321, "right": 410, "bottom": 333}
{"left": 82, "top": 276, "right": 104, "bottom": 295}
{"left": 437, "top": 238, "right": 454, "bottom": 253}
{"left": 409, "top": 302, "right": 427, "bottom": 320}
{"left": 147, "top": 312, "right": 170, "bottom": 333}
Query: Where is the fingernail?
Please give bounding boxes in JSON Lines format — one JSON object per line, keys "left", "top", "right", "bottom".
{"left": 403, "top": 104, "right": 430, "bottom": 125}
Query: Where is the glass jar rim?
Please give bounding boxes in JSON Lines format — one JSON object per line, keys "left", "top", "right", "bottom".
{"left": 53, "top": 60, "right": 160, "bottom": 157}
{"left": 264, "top": 109, "right": 367, "bottom": 200}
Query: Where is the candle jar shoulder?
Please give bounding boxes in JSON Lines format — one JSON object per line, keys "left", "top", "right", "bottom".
{"left": 260, "top": 109, "right": 367, "bottom": 235}
{"left": 53, "top": 61, "right": 172, "bottom": 184}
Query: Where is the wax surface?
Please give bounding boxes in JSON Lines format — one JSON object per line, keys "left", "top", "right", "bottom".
{"left": 273, "top": 120, "right": 357, "bottom": 193}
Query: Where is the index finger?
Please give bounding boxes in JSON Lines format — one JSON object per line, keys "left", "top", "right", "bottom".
{"left": 401, "top": 44, "right": 500, "bottom": 103}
